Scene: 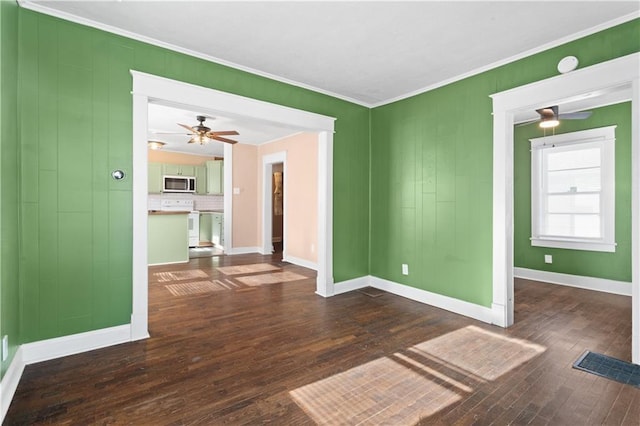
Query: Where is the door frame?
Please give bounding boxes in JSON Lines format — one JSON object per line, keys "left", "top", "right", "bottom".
{"left": 490, "top": 52, "right": 640, "bottom": 363}
{"left": 261, "top": 152, "right": 287, "bottom": 256}
{"left": 130, "top": 71, "right": 336, "bottom": 340}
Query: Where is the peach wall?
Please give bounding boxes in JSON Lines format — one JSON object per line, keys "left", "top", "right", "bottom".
{"left": 259, "top": 132, "right": 318, "bottom": 264}
{"left": 232, "top": 144, "right": 259, "bottom": 248}
{"left": 148, "top": 149, "right": 219, "bottom": 165}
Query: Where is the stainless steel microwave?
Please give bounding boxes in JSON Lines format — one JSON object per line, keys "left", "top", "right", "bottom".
{"left": 163, "top": 175, "right": 196, "bottom": 193}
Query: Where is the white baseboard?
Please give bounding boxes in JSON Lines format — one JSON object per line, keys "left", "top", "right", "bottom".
{"left": 148, "top": 260, "right": 188, "bottom": 266}
{"left": 1, "top": 347, "right": 25, "bottom": 421}
{"left": 369, "top": 276, "right": 494, "bottom": 324}
{"left": 333, "top": 276, "right": 370, "bottom": 295}
{"left": 21, "top": 324, "right": 132, "bottom": 365}
{"left": 227, "top": 246, "right": 261, "bottom": 255}
{"left": 283, "top": 255, "right": 317, "bottom": 271}
{"left": 514, "top": 267, "right": 632, "bottom": 296}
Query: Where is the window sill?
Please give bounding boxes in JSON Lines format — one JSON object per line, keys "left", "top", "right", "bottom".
{"left": 531, "top": 237, "right": 616, "bottom": 253}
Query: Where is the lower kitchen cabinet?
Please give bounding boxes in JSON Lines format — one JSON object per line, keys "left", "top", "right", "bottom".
{"left": 211, "top": 213, "right": 224, "bottom": 248}
{"left": 199, "top": 213, "right": 212, "bottom": 243}
{"left": 148, "top": 213, "right": 189, "bottom": 265}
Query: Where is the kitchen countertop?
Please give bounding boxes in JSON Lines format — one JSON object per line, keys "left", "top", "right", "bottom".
{"left": 148, "top": 210, "right": 191, "bottom": 215}
{"left": 198, "top": 210, "right": 224, "bottom": 213}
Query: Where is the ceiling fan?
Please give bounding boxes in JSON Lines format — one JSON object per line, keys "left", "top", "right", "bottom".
{"left": 155, "top": 115, "right": 240, "bottom": 144}
{"left": 519, "top": 105, "right": 592, "bottom": 128}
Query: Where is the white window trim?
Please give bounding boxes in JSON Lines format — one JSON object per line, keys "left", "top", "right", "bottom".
{"left": 530, "top": 125, "right": 617, "bottom": 253}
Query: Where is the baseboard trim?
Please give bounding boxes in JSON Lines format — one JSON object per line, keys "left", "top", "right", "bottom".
{"left": 514, "top": 267, "right": 632, "bottom": 296}
{"left": 21, "top": 324, "right": 132, "bottom": 365}
{"left": 148, "top": 260, "right": 188, "bottom": 266}
{"left": 333, "top": 276, "right": 370, "bottom": 295}
{"left": 370, "top": 276, "right": 494, "bottom": 324}
{"left": 227, "top": 246, "right": 261, "bottom": 255}
{"left": 283, "top": 255, "right": 317, "bottom": 271}
{"left": 1, "top": 347, "right": 25, "bottom": 421}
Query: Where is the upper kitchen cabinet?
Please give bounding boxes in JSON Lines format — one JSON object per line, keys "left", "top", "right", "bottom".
{"left": 195, "top": 166, "right": 207, "bottom": 194}
{"left": 148, "top": 162, "right": 163, "bottom": 193}
{"left": 206, "top": 160, "right": 224, "bottom": 195}
{"left": 163, "top": 163, "right": 195, "bottom": 176}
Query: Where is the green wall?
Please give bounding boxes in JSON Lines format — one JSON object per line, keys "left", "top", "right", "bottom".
{"left": 370, "top": 19, "right": 639, "bottom": 307}
{"left": 0, "top": 0, "right": 20, "bottom": 378}
{"left": 514, "top": 103, "right": 632, "bottom": 282}
{"left": 5, "top": 6, "right": 640, "bottom": 347}
{"left": 16, "top": 10, "right": 370, "bottom": 343}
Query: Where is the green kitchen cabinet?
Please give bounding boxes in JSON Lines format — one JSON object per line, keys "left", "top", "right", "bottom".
{"left": 206, "top": 160, "right": 224, "bottom": 195}
{"left": 199, "top": 212, "right": 212, "bottom": 243}
{"left": 163, "top": 163, "right": 195, "bottom": 176}
{"left": 148, "top": 162, "right": 163, "bottom": 193}
{"left": 195, "top": 166, "right": 207, "bottom": 194}
{"left": 148, "top": 213, "right": 189, "bottom": 265}
{"left": 211, "top": 212, "right": 224, "bottom": 247}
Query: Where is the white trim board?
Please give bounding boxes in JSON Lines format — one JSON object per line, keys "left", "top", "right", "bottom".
{"left": 332, "top": 275, "right": 494, "bottom": 324}
{"left": 490, "top": 52, "right": 640, "bottom": 363}
{"left": 226, "top": 247, "right": 261, "bottom": 255}
{"left": 333, "top": 276, "right": 370, "bottom": 295}
{"left": 283, "top": 255, "right": 317, "bottom": 271}
{"left": 21, "top": 324, "right": 132, "bottom": 365}
{"left": 370, "top": 276, "right": 494, "bottom": 324}
{"left": 514, "top": 268, "right": 632, "bottom": 297}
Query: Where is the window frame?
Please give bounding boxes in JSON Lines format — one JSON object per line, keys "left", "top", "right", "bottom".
{"left": 530, "top": 125, "right": 616, "bottom": 252}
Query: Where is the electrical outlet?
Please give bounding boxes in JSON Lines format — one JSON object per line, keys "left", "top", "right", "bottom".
{"left": 233, "top": 187, "right": 241, "bottom": 195}
{"left": 544, "top": 255, "right": 553, "bottom": 264}
{"left": 2, "top": 335, "right": 8, "bottom": 361}
{"left": 402, "top": 264, "right": 409, "bottom": 275}
{"left": 310, "top": 243, "right": 315, "bottom": 253}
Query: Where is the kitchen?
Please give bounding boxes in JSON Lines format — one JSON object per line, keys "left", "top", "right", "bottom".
{"left": 145, "top": 102, "right": 303, "bottom": 266}
{"left": 147, "top": 155, "right": 226, "bottom": 265}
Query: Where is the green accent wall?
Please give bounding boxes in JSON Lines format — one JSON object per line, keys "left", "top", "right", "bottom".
{"left": 370, "top": 19, "right": 639, "bottom": 307}
{"left": 514, "top": 103, "right": 632, "bottom": 282}
{"left": 0, "top": 0, "right": 20, "bottom": 378}
{"left": 16, "top": 9, "right": 370, "bottom": 342}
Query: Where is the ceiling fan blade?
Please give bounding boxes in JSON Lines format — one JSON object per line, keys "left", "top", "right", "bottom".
{"left": 178, "top": 123, "right": 197, "bottom": 133}
{"left": 151, "top": 131, "right": 193, "bottom": 135}
{"left": 210, "top": 135, "right": 238, "bottom": 144}
{"left": 207, "top": 130, "right": 239, "bottom": 136}
{"left": 558, "top": 111, "right": 592, "bottom": 120}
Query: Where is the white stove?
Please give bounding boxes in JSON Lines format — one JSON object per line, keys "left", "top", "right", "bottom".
{"left": 160, "top": 199, "right": 194, "bottom": 211}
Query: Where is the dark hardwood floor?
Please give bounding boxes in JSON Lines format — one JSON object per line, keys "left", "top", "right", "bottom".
{"left": 5, "top": 253, "right": 638, "bottom": 425}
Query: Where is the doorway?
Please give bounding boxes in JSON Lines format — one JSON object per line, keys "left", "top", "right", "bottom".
{"left": 130, "top": 71, "right": 336, "bottom": 340}
{"left": 262, "top": 152, "right": 287, "bottom": 257}
{"left": 490, "top": 53, "right": 640, "bottom": 363}
{"left": 272, "top": 163, "right": 284, "bottom": 254}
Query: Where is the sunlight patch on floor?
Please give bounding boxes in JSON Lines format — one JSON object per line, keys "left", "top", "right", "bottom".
{"left": 216, "top": 263, "right": 280, "bottom": 275}
{"left": 236, "top": 271, "right": 307, "bottom": 286}
{"left": 290, "top": 357, "right": 461, "bottom": 425}
{"left": 410, "top": 325, "right": 546, "bottom": 381}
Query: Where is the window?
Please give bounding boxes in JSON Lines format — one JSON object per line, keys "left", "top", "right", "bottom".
{"left": 530, "top": 126, "right": 616, "bottom": 252}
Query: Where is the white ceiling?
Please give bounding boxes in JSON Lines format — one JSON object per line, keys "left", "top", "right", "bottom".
{"left": 22, "top": 1, "right": 640, "bottom": 107}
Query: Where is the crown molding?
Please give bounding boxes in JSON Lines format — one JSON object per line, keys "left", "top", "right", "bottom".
{"left": 370, "top": 11, "right": 640, "bottom": 108}
{"left": 17, "top": 0, "right": 370, "bottom": 108}
{"left": 17, "top": 1, "right": 640, "bottom": 109}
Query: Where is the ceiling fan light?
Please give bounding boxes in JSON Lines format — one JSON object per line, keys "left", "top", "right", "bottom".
{"left": 147, "top": 140, "right": 166, "bottom": 150}
{"left": 539, "top": 118, "right": 559, "bottom": 128}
